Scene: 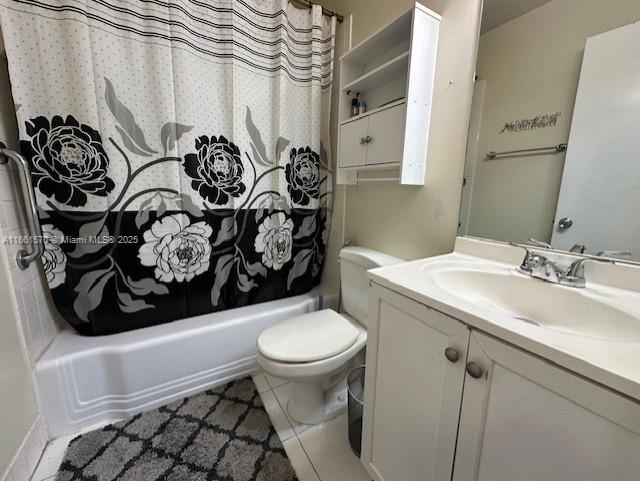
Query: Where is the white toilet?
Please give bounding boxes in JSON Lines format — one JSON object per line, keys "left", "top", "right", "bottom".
{"left": 257, "top": 246, "right": 404, "bottom": 425}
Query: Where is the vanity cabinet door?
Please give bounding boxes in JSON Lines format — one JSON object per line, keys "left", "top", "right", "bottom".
{"left": 453, "top": 332, "right": 640, "bottom": 481}
{"left": 362, "top": 284, "right": 470, "bottom": 481}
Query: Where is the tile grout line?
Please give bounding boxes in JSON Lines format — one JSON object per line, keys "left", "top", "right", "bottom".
{"left": 256, "top": 377, "right": 323, "bottom": 481}
{"left": 293, "top": 430, "right": 323, "bottom": 481}
{"left": 269, "top": 385, "right": 323, "bottom": 481}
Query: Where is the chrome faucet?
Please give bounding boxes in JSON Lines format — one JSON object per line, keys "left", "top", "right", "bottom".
{"left": 509, "top": 243, "right": 613, "bottom": 288}
{"left": 512, "top": 244, "right": 567, "bottom": 284}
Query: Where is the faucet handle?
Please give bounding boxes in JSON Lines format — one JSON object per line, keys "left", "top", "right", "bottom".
{"left": 566, "top": 255, "right": 616, "bottom": 281}
{"left": 569, "top": 243, "right": 586, "bottom": 254}
{"left": 566, "top": 258, "right": 589, "bottom": 279}
{"left": 527, "top": 238, "right": 551, "bottom": 249}
{"left": 509, "top": 242, "right": 542, "bottom": 272}
{"left": 508, "top": 241, "right": 532, "bottom": 258}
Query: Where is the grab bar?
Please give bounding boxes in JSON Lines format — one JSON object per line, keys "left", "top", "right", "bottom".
{"left": 0, "top": 147, "right": 44, "bottom": 269}
{"left": 486, "top": 143, "right": 567, "bottom": 160}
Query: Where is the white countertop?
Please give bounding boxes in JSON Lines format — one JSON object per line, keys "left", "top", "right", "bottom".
{"left": 368, "top": 237, "right": 640, "bottom": 401}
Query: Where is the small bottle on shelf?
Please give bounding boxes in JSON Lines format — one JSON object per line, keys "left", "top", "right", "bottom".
{"left": 358, "top": 100, "right": 367, "bottom": 115}
{"left": 351, "top": 97, "right": 358, "bottom": 117}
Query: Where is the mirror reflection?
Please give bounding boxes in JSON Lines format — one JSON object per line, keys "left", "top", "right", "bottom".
{"left": 459, "top": 0, "right": 640, "bottom": 260}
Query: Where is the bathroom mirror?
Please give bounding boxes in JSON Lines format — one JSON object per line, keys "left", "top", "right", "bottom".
{"left": 458, "top": 0, "right": 640, "bottom": 261}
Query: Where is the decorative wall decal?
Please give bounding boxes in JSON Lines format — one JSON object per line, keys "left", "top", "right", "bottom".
{"left": 0, "top": 0, "right": 336, "bottom": 335}
{"left": 500, "top": 112, "right": 561, "bottom": 133}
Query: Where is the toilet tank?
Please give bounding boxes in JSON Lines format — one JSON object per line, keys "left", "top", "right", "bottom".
{"left": 339, "top": 247, "right": 404, "bottom": 326}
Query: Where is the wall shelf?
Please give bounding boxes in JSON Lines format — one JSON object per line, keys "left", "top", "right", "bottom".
{"left": 340, "top": 9, "right": 412, "bottom": 65}
{"left": 339, "top": 99, "right": 406, "bottom": 126}
{"left": 341, "top": 51, "right": 410, "bottom": 93}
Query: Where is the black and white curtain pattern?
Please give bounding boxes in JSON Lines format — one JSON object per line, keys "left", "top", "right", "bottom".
{"left": 0, "top": 0, "right": 335, "bottom": 335}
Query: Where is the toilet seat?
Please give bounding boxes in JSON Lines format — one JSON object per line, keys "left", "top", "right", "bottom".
{"left": 258, "top": 309, "right": 361, "bottom": 363}
{"left": 257, "top": 309, "right": 367, "bottom": 381}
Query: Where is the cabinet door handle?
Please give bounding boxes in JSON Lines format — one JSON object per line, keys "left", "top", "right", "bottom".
{"left": 466, "top": 362, "right": 484, "bottom": 379}
{"left": 365, "top": 135, "right": 372, "bottom": 143}
{"left": 444, "top": 348, "right": 459, "bottom": 363}
{"left": 359, "top": 137, "right": 366, "bottom": 145}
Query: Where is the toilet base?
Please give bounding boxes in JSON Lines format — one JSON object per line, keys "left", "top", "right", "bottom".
{"left": 256, "top": 341, "right": 367, "bottom": 426}
{"left": 287, "top": 376, "right": 349, "bottom": 425}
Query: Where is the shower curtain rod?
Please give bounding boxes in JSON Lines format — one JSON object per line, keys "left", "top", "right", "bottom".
{"left": 290, "top": 0, "right": 344, "bottom": 23}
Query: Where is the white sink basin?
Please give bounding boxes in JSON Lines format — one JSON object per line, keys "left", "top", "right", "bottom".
{"left": 432, "top": 268, "right": 640, "bottom": 342}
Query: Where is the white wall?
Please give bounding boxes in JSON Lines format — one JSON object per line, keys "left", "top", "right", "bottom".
{"left": 0, "top": 33, "right": 61, "bottom": 481}
{"left": 467, "top": 0, "right": 640, "bottom": 243}
{"left": 322, "top": 0, "right": 483, "bottom": 260}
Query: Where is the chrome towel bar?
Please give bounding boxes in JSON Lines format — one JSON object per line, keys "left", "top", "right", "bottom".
{"left": 486, "top": 143, "right": 567, "bottom": 160}
{"left": 0, "top": 147, "right": 44, "bottom": 269}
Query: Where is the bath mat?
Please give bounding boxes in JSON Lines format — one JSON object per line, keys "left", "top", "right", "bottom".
{"left": 55, "top": 378, "right": 298, "bottom": 481}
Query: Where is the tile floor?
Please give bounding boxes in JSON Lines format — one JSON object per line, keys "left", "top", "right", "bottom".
{"left": 29, "top": 419, "right": 116, "bottom": 481}
{"left": 30, "top": 374, "right": 372, "bottom": 481}
{"left": 254, "top": 373, "right": 372, "bottom": 481}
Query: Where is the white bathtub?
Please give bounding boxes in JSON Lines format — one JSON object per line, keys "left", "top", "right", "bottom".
{"left": 36, "top": 292, "right": 330, "bottom": 438}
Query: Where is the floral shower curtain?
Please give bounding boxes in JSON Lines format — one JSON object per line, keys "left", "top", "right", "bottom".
{"left": 0, "top": 0, "right": 334, "bottom": 335}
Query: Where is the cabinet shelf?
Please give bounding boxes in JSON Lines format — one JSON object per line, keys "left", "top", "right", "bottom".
{"left": 341, "top": 51, "right": 409, "bottom": 93}
{"left": 340, "top": 7, "right": 413, "bottom": 66}
{"left": 339, "top": 99, "right": 406, "bottom": 126}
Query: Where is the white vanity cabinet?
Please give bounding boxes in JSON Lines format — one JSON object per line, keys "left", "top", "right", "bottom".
{"left": 454, "top": 331, "right": 640, "bottom": 481}
{"left": 363, "top": 283, "right": 640, "bottom": 481}
{"left": 361, "top": 284, "right": 470, "bottom": 481}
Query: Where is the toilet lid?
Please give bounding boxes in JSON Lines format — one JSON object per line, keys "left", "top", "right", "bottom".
{"left": 258, "top": 309, "right": 361, "bottom": 363}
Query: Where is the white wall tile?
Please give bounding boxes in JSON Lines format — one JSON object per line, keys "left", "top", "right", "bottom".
{"left": 21, "top": 280, "right": 37, "bottom": 312}
{"left": 37, "top": 301, "right": 56, "bottom": 350}
{"left": 1, "top": 194, "right": 60, "bottom": 366}
{"left": 3, "top": 200, "right": 21, "bottom": 229}
{"left": 2, "top": 417, "right": 47, "bottom": 481}
{"left": 12, "top": 278, "right": 23, "bottom": 310}
{"left": 6, "top": 227, "right": 28, "bottom": 274}
{"left": 0, "top": 165, "right": 16, "bottom": 201}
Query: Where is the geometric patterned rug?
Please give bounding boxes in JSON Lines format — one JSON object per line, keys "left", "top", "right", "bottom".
{"left": 55, "top": 378, "right": 298, "bottom": 481}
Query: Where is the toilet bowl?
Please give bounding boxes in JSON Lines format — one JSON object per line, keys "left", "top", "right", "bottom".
{"left": 256, "top": 247, "right": 404, "bottom": 425}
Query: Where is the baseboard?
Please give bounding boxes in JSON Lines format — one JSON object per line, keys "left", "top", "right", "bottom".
{"left": 1, "top": 416, "right": 47, "bottom": 481}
